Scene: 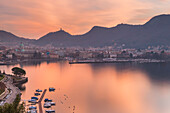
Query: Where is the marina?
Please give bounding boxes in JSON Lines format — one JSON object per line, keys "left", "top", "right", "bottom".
{"left": 25, "top": 88, "right": 57, "bottom": 113}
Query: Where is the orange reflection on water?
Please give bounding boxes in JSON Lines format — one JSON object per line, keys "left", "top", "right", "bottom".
{"left": 84, "top": 68, "right": 153, "bottom": 113}
{"left": 1, "top": 62, "right": 157, "bottom": 113}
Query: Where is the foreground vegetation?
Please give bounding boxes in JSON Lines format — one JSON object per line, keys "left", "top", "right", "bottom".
{"left": 0, "top": 74, "right": 4, "bottom": 81}
{"left": 0, "top": 94, "right": 25, "bottom": 113}
{"left": 12, "top": 67, "right": 26, "bottom": 77}
{"left": 0, "top": 74, "right": 5, "bottom": 95}
{"left": 0, "top": 89, "right": 5, "bottom": 95}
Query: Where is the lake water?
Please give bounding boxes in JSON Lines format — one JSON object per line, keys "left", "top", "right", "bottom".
{"left": 0, "top": 61, "right": 170, "bottom": 113}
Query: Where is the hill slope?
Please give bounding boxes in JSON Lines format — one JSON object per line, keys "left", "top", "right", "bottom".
{"left": 0, "top": 30, "right": 35, "bottom": 46}
{"left": 1, "top": 14, "right": 170, "bottom": 48}
{"left": 36, "top": 14, "right": 170, "bottom": 48}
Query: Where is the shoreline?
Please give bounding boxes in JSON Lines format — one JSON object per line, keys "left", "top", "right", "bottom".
{"left": 69, "top": 59, "right": 167, "bottom": 64}
{"left": 0, "top": 58, "right": 169, "bottom": 66}
{"left": 0, "top": 58, "right": 63, "bottom": 66}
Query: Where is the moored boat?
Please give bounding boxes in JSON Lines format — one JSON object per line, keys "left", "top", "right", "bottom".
{"left": 49, "top": 88, "right": 55, "bottom": 92}
{"left": 44, "top": 98, "right": 52, "bottom": 102}
{"left": 31, "top": 97, "right": 38, "bottom": 100}
{"left": 49, "top": 102, "right": 56, "bottom": 106}
{"left": 44, "top": 102, "right": 51, "bottom": 108}
{"left": 27, "top": 109, "right": 37, "bottom": 113}
{"left": 34, "top": 92, "right": 40, "bottom": 96}
{"left": 45, "top": 110, "right": 55, "bottom": 113}
{"left": 36, "top": 89, "right": 42, "bottom": 92}
{"left": 28, "top": 99, "right": 37, "bottom": 103}
{"left": 29, "top": 106, "right": 37, "bottom": 110}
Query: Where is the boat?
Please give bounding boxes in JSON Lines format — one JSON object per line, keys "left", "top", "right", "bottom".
{"left": 44, "top": 98, "right": 52, "bottom": 102}
{"left": 44, "top": 102, "right": 51, "bottom": 108}
{"left": 31, "top": 97, "right": 38, "bottom": 100}
{"left": 27, "top": 110, "right": 37, "bottom": 113}
{"left": 29, "top": 106, "right": 37, "bottom": 110}
{"left": 49, "top": 88, "right": 55, "bottom": 92}
{"left": 34, "top": 93, "right": 40, "bottom": 96}
{"left": 45, "top": 110, "right": 55, "bottom": 113}
{"left": 28, "top": 99, "right": 37, "bottom": 103}
{"left": 49, "top": 102, "right": 56, "bottom": 106}
{"left": 36, "top": 89, "right": 42, "bottom": 92}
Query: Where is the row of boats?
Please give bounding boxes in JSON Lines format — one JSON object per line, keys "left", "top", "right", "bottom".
{"left": 27, "top": 88, "right": 56, "bottom": 113}
{"left": 44, "top": 98, "right": 56, "bottom": 108}
{"left": 36, "top": 88, "right": 55, "bottom": 92}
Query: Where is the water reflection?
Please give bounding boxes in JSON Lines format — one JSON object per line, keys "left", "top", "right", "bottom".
{"left": 0, "top": 62, "right": 170, "bottom": 113}
{"left": 90, "top": 62, "right": 170, "bottom": 82}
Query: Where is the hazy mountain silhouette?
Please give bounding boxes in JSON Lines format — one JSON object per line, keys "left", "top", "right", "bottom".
{"left": 36, "top": 14, "right": 170, "bottom": 48}
{"left": 1, "top": 14, "right": 170, "bottom": 48}
{"left": 0, "top": 30, "right": 35, "bottom": 46}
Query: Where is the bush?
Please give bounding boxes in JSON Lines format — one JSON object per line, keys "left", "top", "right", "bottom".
{"left": 12, "top": 67, "right": 26, "bottom": 77}
{"left": 0, "top": 94, "right": 25, "bottom": 113}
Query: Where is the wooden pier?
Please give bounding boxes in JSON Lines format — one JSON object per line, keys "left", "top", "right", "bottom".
{"left": 38, "top": 89, "right": 47, "bottom": 113}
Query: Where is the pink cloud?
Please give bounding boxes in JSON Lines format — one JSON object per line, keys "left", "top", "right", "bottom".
{"left": 0, "top": 0, "right": 170, "bottom": 39}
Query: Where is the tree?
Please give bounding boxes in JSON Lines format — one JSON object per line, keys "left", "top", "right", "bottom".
{"left": 12, "top": 67, "right": 26, "bottom": 77}
{"left": 0, "top": 94, "right": 25, "bottom": 113}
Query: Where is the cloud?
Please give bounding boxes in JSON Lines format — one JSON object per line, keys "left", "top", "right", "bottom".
{"left": 0, "top": 0, "right": 170, "bottom": 39}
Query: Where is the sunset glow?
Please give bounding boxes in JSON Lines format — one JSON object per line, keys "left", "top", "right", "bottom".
{"left": 0, "top": 0, "right": 170, "bottom": 39}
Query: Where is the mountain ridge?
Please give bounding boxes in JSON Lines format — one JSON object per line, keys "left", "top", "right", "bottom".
{"left": 0, "top": 14, "right": 170, "bottom": 48}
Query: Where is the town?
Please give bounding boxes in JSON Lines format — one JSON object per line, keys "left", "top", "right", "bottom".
{"left": 0, "top": 42, "right": 170, "bottom": 65}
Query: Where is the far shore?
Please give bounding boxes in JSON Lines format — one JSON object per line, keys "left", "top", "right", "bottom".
{"left": 0, "top": 58, "right": 169, "bottom": 66}
{"left": 69, "top": 58, "right": 169, "bottom": 64}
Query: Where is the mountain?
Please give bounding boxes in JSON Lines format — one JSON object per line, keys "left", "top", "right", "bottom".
{"left": 37, "top": 29, "right": 72, "bottom": 46}
{"left": 36, "top": 14, "right": 170, "bottom": 48}
{"left": 1, "top": 14, "right": 170, "bottom": 48}
{"left": 0, "top": 30, "right": 35, "bottom": 46}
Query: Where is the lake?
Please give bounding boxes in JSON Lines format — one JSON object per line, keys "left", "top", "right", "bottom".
{"left": 0, "top": 61, "right": 170, "bottom": 113}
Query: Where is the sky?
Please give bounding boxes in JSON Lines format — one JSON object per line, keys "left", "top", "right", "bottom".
{"left": 0, "top": 0, "right": 170, "bottom": 39}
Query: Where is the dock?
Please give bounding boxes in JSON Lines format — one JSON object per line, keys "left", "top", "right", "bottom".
{"left": 38, "top": 89, "right": 47, "bottom": 113}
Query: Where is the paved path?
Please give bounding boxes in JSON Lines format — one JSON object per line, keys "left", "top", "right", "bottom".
{"left": 38, "top": 89, "right": 47, "bottom": 113}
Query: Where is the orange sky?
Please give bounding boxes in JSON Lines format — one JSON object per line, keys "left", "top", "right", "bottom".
{"left": 0, "top": 0, "right": 170, "bottom": 39}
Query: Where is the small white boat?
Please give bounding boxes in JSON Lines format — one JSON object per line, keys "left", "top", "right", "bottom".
{"left": 44, "top": 102, "right": 51, "bottom": 108}
{"left": 49, "top": 102, "right": 56, "bottom": 106}
{"left": 29, "top": 106, "right": 37, "bottom": 110}
{"left": 28, "top": 99, "right": 37, "bottom": 103}
{"left": 27, "top": 109, "right": 37, "bottom": 113}
{"left": 45, "top": 110, "right": 55, "bottom": 113}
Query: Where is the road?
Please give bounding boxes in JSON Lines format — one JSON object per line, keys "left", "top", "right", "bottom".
{"left": 0, "top": 75, "right": 20, "bottom": 105}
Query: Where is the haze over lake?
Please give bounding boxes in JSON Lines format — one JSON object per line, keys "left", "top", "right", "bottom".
{"left": 1, "top": 62, "right": 170, "bottom": 113}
